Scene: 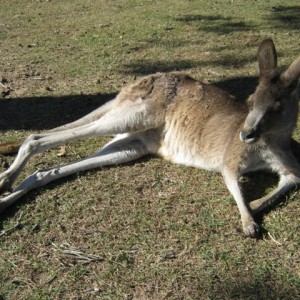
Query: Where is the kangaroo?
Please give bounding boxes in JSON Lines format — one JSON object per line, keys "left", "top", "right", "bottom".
{"left": 0, "top": 39, "right": 300, "bottom": 237}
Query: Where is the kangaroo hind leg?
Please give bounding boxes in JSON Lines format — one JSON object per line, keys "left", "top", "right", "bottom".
{"left": 0, "top": 133, "right": 152, "bottom": 214}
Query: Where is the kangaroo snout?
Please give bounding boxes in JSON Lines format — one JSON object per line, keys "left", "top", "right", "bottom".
{"left": 239, "top": 128, "right": 260, "bottom": 144}
{"left": 240, "top": 109, "right": 264, "bottom": 144}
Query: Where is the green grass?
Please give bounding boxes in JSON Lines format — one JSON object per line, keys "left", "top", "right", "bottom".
{"left": 1, "top": 0, "right": 300, "bottom": 299}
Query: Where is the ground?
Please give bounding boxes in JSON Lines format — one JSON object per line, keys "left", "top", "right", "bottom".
{"left": 0, "top": 0, "right": 300, "bottom": 299}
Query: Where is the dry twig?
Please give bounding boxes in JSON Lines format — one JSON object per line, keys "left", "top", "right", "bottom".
{"left": 51, "top": 242, "right": 105, "bottom": 265}
{"left": 268, "top": 232, "right": 282, "bottom": 246}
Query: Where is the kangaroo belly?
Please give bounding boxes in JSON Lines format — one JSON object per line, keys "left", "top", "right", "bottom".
{"left": 159, "top": 142, "right": 223, "bottom": 170}
{"left": 158, "top": 119, "right": 227, "bottom": 171}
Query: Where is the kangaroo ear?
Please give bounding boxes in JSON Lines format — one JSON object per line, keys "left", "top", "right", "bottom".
{"left": 280, "top": 56, "right": 300, "bottom": 87}
{"left": 257, "top": 39, "right": 277, "bottom": 77}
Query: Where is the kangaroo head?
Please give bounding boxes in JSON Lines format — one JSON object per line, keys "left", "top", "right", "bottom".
{"left": 240, "top": 39, "right": 300, "bottom": 144}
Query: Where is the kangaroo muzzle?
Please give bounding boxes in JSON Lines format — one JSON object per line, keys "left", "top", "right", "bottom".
{"left": 239, "top": 129, "right": 260, "bottom": 144}
{"left": 240, "top": 109, "right": 264, "bottom": 144}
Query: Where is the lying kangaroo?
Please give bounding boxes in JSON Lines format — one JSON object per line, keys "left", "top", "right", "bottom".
{"left": 0, "top": 39, "right": 300, "bottom": 237}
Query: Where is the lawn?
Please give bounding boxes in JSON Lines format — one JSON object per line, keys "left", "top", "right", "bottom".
{"left": 1, "top": 0, "right": 300, "bottom": 299}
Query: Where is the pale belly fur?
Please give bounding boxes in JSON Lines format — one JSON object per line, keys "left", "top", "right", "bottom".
{"left": 158, "top": 128, "right": 224, "bottom": 171}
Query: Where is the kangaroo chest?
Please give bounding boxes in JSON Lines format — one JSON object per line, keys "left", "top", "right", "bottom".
{"left": 237, "top": 146, "right": 286, "bottom": 176}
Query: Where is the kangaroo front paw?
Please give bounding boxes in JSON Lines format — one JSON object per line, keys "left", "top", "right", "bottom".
{"left": 242, "top": 219, "right": 260, "bottom": 238}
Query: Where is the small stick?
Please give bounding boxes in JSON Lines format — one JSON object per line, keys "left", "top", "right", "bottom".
{"left": 51, "top": 243, "right": 105, "bottom": 264}
{"left": 267, "top": 232, "right": 282, "bottom": 246}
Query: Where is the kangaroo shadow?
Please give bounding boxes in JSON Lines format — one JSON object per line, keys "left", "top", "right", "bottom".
{"left": 0, "top": 93, "right": 116, "bottom": 131}
{"left": 213, "top": 75, "right": 258, "bottom": 101}
{"left": 0, "top": 75, "right": 257, "bottom": 132}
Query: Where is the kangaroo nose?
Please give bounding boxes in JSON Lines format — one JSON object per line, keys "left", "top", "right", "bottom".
{"left": 239, "top": 130, "right": 259, "bottom": 144}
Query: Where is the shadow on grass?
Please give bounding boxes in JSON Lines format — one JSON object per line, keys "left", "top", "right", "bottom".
{"left": 175, "top": 5, "right": 300, "bottom": 33}
{"left": 0, "top": 75, "right": 258, "bottom": 132}
{"left": 207, "top": 273, "right": 300, "bottom": 299}
{"left": 122, "top": 56, "right": 255, "bottom": 77}
{"left": 175, "top": 14, "right": 255, "bottom": 34}
{"left": 268, "top": 5, "right": 300, "bottom": 30}
{"left": 0, "top": 93, "right": 115, "bottom": 131}
{"left": 122, "top": 59, "right": 199, "bottom": 75}
{"left": 214, "top": 75, "right": 257, "bottom": 100}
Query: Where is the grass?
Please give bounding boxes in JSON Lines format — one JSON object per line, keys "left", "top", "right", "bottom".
{"left": 1, "top": 0, "right": 300, "bottom": 299}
